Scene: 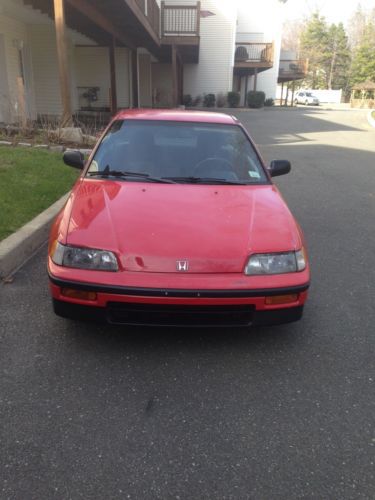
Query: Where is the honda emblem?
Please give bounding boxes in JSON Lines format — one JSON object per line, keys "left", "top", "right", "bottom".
{"left": 177, "top": 260, "right": 189, "bottom": 272}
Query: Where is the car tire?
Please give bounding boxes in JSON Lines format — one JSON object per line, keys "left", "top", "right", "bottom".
{"left": 294, "top": 99, "right": 298, "bottom": 105}
{"left": 305, "top": 100, "right": 309, "bottom": 105}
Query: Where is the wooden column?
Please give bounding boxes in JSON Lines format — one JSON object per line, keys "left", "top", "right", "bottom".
{"left": 244, "top": 75, "right": 249, "bottom": 107}
{"left": 178, "top": 56, "right": 183, "bottom": 105}
{"left": 131, "top": 49, "right": 139, "bottom": 108}
{"left": 196, "top": 1, "right": 201, "bottom": 36}
{"left": 161, "top": 1, "right": 165, "bottom": 37}
{"left": 17, "top": 77, "right": 27, "bottom": 129}
{"left": 291, "top": 81, "right": 295, "bottom": 106}
{"left": 253, "top": 68, "right": 258, "bottom": 91}
{"left": 280, "top": 82, "right": 284, "bottom": 106}
{"left": 285, "top": 85, "right": 289, "bottom": 106}
{"left": 109, "top": 36, "right": 117, "bottom": 115}
{"left": 53, "top": 0, "right": 72, "bottom": 126}
{"left": 172, "top": 44, "right": 177, "bottom": 108}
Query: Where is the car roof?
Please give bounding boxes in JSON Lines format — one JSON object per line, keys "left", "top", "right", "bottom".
{"left": 114, "top": 108, "right": 239, "bottom": 125}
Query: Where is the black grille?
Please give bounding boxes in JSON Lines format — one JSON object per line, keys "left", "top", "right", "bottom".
{"left": 107, "top": 302, "right": 254, "bottom": 327}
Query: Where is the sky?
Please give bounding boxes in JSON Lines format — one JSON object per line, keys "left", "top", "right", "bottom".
{"left": 281, "top": 0, "right": 375, "bottom": 24}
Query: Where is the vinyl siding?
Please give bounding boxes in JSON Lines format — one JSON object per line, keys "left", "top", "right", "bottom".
{"left": 75, "top": 47, "right": 110, "bottom": 109}
{"left": 0, "top": 33, "right": 10, "bottom": 122}
{"left": 236, "top": 0, "right": 283, "bottom": 99}
{"left": 0, "top": 14, "right": 36, "bottom": 121}
{"left": 138, "top": 53, "right": 152, "bottom": 107}
{"left": 165, "top": 0, "right": 237, "bottom": 98}
{"left": 28, "top": 24, "right": 76, "bottom": 116}
{"left": 115, "top": 48, "right": 131, "bottom": 108}
{"left": 152, "top": 63, "right": 173, "bottom": 107}
{"left": 75, "top": 47, "right": 130, "bottom": 109}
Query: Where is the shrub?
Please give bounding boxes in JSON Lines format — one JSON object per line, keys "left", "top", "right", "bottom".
{"left": 264, "top": 98, "right": 275, "bottom": 107}
{"left": 203, "top": 93, "right": 216, "bottom": 107}
{"left": 192, "top": 95, "right": 202, "bottom": 107}
{"left": 247, "top": 91, "right": 265, "bottom": 108}
{"left": 182, "top": 94, "right": 193, "bottom": 107}
{"left": 227, "top": 91, "right": 240, "bottom": 108}
{"left": 216, "top": 92, "right": 227, "bottom": 108}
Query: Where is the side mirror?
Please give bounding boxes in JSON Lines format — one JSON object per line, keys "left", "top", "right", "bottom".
{"left": 63, "top": 150, "right": 84, "bottom": 169}
{"left": 269, "top": 160, "right": 291, "bottom": 177}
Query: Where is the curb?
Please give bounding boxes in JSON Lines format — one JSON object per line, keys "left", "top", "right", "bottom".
{"left": 0, "top": 193, "right": 69, "bottom": 279}
{"left": 367, "top": 109, "right": 375, "bottom": 128}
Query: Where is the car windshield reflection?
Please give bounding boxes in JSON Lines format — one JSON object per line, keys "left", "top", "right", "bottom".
{"left": 87, "top": 120, "right": 268, "bottom": 184}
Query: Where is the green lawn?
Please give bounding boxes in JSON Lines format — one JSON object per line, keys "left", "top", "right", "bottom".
{"left": 0, "top": 147, "right": 79, "bottom": 241}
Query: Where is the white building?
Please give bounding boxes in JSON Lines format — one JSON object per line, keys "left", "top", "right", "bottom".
{"left": 0, "top": 0, "right": 287, "bottom": 125}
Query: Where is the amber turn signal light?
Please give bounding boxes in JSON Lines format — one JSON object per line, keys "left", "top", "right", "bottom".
{"left": 265, "top": 294, "right": 298, "bottom": 305}
{"left": 61, "top": 288, "right": 97, "bottom": 301}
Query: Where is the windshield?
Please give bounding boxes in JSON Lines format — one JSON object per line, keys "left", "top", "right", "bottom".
{"left": 306, "top": 92, "right": 315, "bottom": 97}
{"left": 87, "top": 120, "right": 268, "bottom": 184}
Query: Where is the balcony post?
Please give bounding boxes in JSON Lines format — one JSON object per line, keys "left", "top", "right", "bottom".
{"left": 109, "top": 36, "right": 117, "bottom": 115}
{"left": 53, "top": 0, "right": 72, "bottom": 126}
{"left": 161, "top": 1, "right": 165, "bottom": 37}
{"left": 244, "top": 76, "right": 249, "bottom": 107}
{"left": 291, "top": 81, "right": 295, "bottom": 107}
{"left": 131, "top": 49, "right": 139, "bottom": 108}
{"left": 253, "top": 68, "right": 258, "bottom": 91}
{"left": 196, "top": 1, "right": 201, "bottom": 36}
{"left": 172, "top": 44, "right": 177, "bottom": 107}
{"left": 285, "top": 85, "right": 289, "bottom": 106}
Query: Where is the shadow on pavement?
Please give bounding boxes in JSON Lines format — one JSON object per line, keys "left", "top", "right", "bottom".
{"left": 235, "top": 107, "right": 365, "bottom": 145}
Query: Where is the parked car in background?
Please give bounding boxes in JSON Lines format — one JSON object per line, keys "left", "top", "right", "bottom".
{"left": 294, "top": 91, "right": 320, "bottom": 106}
{"left": 48, "top": 109, "right": 310, "bottom": 328}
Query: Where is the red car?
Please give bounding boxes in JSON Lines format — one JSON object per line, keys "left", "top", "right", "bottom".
{"left": 48, "top": 109, "right": 310, "bottom": 327}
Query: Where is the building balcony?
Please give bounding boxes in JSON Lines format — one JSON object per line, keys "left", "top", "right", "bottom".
{"left": 23, "top": 0, "right": 200, "bottom": 61}
{"left": 160, "top": 1, "right": 201, "bottom": 63}
{"left": 234, "top": 42, "right": 274, "bottom": 76}
{"left": 278, "top": 59, "right": 308, "bottom": 83}
{"left": 22, "top": 0, "right": 160, "bottom": 52}
{"left": 134, "top": 0, "right": 161, "bottom": 38}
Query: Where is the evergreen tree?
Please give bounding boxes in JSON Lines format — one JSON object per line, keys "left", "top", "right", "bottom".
{"left": 300, "top": 13, "right": 330, "bottom": 88}
{"left": 350, "top": 22, "right": 375, "bottom": 85}
{"left": 326, "top": 23, "right": 351, "bottom": 90}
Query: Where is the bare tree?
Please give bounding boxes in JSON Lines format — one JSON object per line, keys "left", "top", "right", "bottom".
{"left": 347, "top": 5, "right": 369, "bottom": 50}
{"left": 282, "top": 19, "right": 305, "bottom": 53}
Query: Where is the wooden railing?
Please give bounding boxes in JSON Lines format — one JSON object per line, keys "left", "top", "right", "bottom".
{"left": 235, "top": 43, "right": 274, "bottom": 64}
{"left": 279, "top": 59, "right": 308, "bottom": 77}
{"left": 161, "top": 2, "right": 200, "bottom": 37}
{"left": 135, "top": 0, "right": 145, "bottom": 11}
{"left": 134, "top": 0, "right": 160, "bottom": 38}
{"left": 147, "top": 0, "right": 160, "bottom": 38}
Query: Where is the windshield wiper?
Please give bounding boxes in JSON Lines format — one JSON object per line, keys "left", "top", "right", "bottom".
{"left": 87, "top": 167, "right": 176, "bottom": 184}
{"left": 162, "top": 176, "right": 248, "bottom": 185}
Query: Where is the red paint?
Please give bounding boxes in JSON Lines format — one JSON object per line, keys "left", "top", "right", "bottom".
{"left": 65, "top": 181, "right": 301, "bottom": 274}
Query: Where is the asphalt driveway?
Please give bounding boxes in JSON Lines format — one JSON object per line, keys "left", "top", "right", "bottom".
{"left": 1, "top": 107, "right": 374, "bottom": 499}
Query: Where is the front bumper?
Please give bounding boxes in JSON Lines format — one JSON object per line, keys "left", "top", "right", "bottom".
{"left": 49, "top": 271, "right": 309, "bottom": 327}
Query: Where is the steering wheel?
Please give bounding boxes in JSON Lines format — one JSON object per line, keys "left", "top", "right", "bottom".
{"left": 193, "top": 157, "right": 235, "bottom": 178}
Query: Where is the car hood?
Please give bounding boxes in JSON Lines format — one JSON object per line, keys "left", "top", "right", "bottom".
{"left": 66, "top": 179, "right": 301, "bottom": 273}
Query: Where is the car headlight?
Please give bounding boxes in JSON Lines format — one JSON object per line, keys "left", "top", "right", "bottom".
{"left": 51, "top": 242, "right": 118, "bottom": 271}
{"left": 245, "top": 249, "right": 306, "bottom": 275}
